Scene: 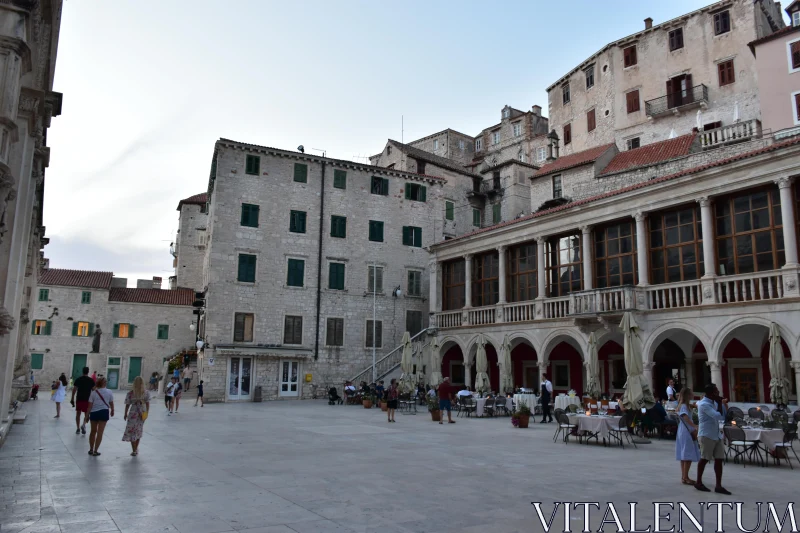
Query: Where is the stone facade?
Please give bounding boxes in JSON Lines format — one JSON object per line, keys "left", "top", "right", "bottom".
{"left": 174, "top": 194, "right": 208, "bottom": 291}
{"left": 547, "top": 0, "right": 784, "bottom": 155}
{"left": 407, "top": 129, "right": 475, "bottom": 167}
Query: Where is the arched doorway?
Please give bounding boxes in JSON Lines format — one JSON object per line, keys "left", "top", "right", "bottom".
{"left": 598, "top": 339, "right": 623, "bottom": 397}
{"left": 544, "top": 335, "right": 584, "bottom": 396}
{"left": 646, "top": 326, "right": 711, "bottom": 400}
{"left": 510, "top": 339, "right": 538, "bottom": 390}
{"left": 440, "top": 341, "right": 465, "bottom": 386}
{"left": 653, "top": 339, "right": 686, "bottom": 400}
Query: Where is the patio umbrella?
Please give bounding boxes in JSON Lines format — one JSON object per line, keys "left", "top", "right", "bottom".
{"left": 399, "top": 331, "right": 416, "bottom": 393}
{"left": 498, "top": 335, "right": 513, "bottom": 394}
{"left": 620, "top": 312, "right": 655, "bottom": 411}
{"left": 475, "top": 334, "right": 490, "bottom": 393}
{"left": 585, "top": 332, "right": 601, "bottom": 399}
{"left": 768, "top": 323, "right": 791, "bottom": 405}
{"left": 429, "top": 336, "right": 443, "bottom": 387}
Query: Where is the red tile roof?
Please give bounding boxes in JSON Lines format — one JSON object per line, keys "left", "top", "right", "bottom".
{"left": 599, "top": 134, "right": 696, "bottom": 176}
{"left": 39, "top": 269, "right": 113, "bottom": 289}
{"left": 439, "top": 136, "right": 800, "bottom": 245}
{"left": 532, "top": 143, "right": 616, "bottom": 177}
{"left": 108, "top": 288, "right": 195, "bottom": 306}
{"left": 748, "top": 24, "right": 800, "bottom": 48}
{"left": 177, "top": 192, "right": 208, "bottom": 210}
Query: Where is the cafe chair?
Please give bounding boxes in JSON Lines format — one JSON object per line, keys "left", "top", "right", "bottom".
{"left": 483, "top": 398, "right": 495, "bottom": 417}
{"left": 566, "top": 404, "right": 578, "bottom": 414}
{"left": 608, "top": 413, "right": 636, "bottom": 449}
{"left": 493, "top": 397, "right": 509, "bottom": 417}
{"left": 772, "top": 425, "right": 799, "bottom": 469}
{"left": 748, "top": 407, "right": 765, "bottom": 420}
{"left": 553, "top": 412, "right": 578, "bottom": 444}
{"left": 724, "top": 426, "right": 763, "bottom": 467}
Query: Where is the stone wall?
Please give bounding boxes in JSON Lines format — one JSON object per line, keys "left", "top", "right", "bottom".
{"left": 176, "top": 203, "right": 207, "bottom": 290}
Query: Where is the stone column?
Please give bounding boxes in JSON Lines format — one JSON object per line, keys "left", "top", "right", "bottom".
{"left": 538, "top": 360, "right": 549, "bottom": 390}
{"left": 708, "top": 361, "right": 724, "bottom": 392}
{"left": 428, "top": 260, "right": 439, "bottom": 328}
{"left": 464, "top": 353, "right": 472, "bottom": 389}
{"left": 497, "top": 245, "right": 507, "bottom": 304}
{"left": 536, "top": 237, "right": 546, "bottom": 299}
{"left": 581, "top": 226, "right": 593, "bottom": 290}
{"left": 777, "top": 178, "right": 799, "bottom": 266}
{"left": 634, "top": 212, "right": 649, "bottom": 286}
{"left": 791, "top": 362, "right": 800, "bottom": 406}
{"left": 698, "top": 197, "right": 716, "bottom": 277}
{"left": 684, "top": 357, "right": 694, "bottom": 393}
{"left": 464, "top": 254, "right": 473, "bottom": 309}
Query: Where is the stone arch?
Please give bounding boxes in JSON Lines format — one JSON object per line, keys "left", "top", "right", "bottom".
{"left": 540, "top": 328, "right": 586, "bottom": 364}
{"left": 464, "top": 333, "right": 501, "bottom": 364}
{"left": 506, "top": 331, "right": 540, "bottom": 391}
{"left": 711, "top": 316, "right": 796, "bottom": 362}
{"left": 643, "top": 321, "right": 713, "bottom": 365}
{"left": 465, "top": 333, "right": 501, "bottom": 392}
{"left": 438, "top": 336, "right": 467, "bottom": 386}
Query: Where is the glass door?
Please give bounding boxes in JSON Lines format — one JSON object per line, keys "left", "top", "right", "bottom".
{"left": 228, "top": 357, "right": 252, "bottom": 400}
{"left": 280, "top": 361, "right": 299, "bottom": 397}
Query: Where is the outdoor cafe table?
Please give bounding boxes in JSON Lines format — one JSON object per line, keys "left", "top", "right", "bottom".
{"left": 555, "top": 395, "right": 582, "bottom": 410}
{"left": 739, "top": 427, "right": 785, "bottom": 452}
{"left": 512, "top": 393, "right": 539, "bottom": 412}
{"left": 567, "top": 414, "right": 622, "bottom": 443}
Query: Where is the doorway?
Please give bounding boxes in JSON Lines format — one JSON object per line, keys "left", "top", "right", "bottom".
{"left": 228, "top": 357, "right": 252, "bottom": 400}
{"left": 280, "top": 360, "right": 300, "bottom": 397}
{"left": 107, "top": 357, "right": 121, "bottom": 389}
{"left": 732, "top": 368, "right": 760, "bottom": 403}
{"left": 128, "top": 357, "right": 142, "bottom": 384}
{"left": 71, "top": 354, "right": 87, "bottom": 381}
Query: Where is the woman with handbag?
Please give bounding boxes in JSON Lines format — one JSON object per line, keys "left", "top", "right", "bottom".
{"left": 675, "top": 387, "right": 700, "bottom": 485}
{"left": 86, "top": 376, "right": 114, "bottom": 456}
{"left": 123, "top": 376, "right": 150, "bottom": 456}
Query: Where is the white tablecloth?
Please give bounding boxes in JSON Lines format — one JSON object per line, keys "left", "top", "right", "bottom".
{"left": 555, "top": 396, "right": 582, "bottom": 410}
{"left": 513, "top": 394, "right": 539, "bottom": 411}
{"left": 473, "top": 397, "right": 512, "bottom": 417}
{"left": 742, "top": 428, "right": 785, "bottom": 451}
{"left": 567, "top": 414, "right": 622, "bottom": 441}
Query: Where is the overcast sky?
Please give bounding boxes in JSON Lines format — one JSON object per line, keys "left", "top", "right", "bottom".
{"left": 45, "top": 0, "right": 718, "bottom": 286}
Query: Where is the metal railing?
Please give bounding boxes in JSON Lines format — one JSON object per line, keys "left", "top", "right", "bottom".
{"left": 700, "top": 119, "right": 761, "bottom": 149}
{"left": 645, "top": 84, "right": 708, "bottom": 117}
{"left": 349, "top": 328, "right": 430, "bottom": 385}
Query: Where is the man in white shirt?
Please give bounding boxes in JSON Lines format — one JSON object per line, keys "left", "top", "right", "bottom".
{"left": 165, "top": 377, "right": 177, "bottom": 415}
{"left": 456, "top": 386, "right": 472, "bottom": 398}
{"left": 666, "top": 379, "right": 676, "bottom": 401}
{"left": 540, "top": 374, "right": 554, "bottom": 423}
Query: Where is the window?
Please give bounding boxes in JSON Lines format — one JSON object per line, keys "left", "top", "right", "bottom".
{"left": 330, "top": 215, "right": 347, "bottom": 238}
{"left": 31, "top": 353, "right": 43, "bottom": 370}
{"left": 502, "top": 108, "right": 510, "bottom": 119}
{"left": 283, "top": 316, "right": 303, "bottom": 345}
{"left": 198, "top": 231, "right": 207, "bottom": 246}
{"left": 81, "top": 291, "right": 91, "bottom": 304}
{"left": 233, "top": 313, "right": 254, "bottom": 342}
{"left": 472, "top": 252, "right": 499, "bottom": 307}
{"left": 713, "top": 10, "right": 730, "bottom": 35}
{"left": 475, "top": 138, "right": 483, "bottom": 151}
{"left": 562, "top": 83, "right": 570, "bottom": 104}
{"left": 492, "top": 203, "right": 501, "bottom": 224}
{"left": 595, "top": 221, "right": 637, "bottom": 288}
{"left": 245, "top": 155, "right": 260, "bottom": 175}
{"left": 406, "top": 310, "right": 423, "bottom": 337}
{"left": 371, "top": 176, "right": 389, "bottom": 195}
{"left": 669, "top": 28, "right": 684, "bottom": 51}
{"left": 38, "top": 289, "right": 48, "bottom": 301}
{"left": 492, "top": 132, "right": 500, "bottom": 145}
{"left": 240, "top": 203, "right": 259, "bottom": 227}
{"left": 666, "top": 74, "right": 693, "bottom": 109}
{"left": 587, "top": 109, "right": 596, "bottom": 132}
{"left": 417, "top": 160, "right": 426, "bottom": 175}
{"left": 626, "top": 90, "right": 640, "bottom": 113}
{"left": 459, "top": 140, "right": 465, "bottom": 151}
{"left": 507, "top": 243, "right": 538, "bottom": 301}
{"left": 703, "top": 121, "right": 723, "bottom": 132}
{"left": 433, "top": 139, "right": 439, "bottom": 151}
{"left": 536, "top": 147, "right": 547, "bottom": 162}
{"left": 157, "top": 324, "right": 169, "bottom": 340}
{"left": 546, "top": 234, "right": 582, "bottom": 296}
{"left": 402, "top": 226, "right": 422, "bottom": 247}
{"left": 518, "top": 152, "right": 525, "bottom": 163}
{"left": 626, "top": 137, "right": 641, "bottom": 150}
{"left": 715, "top": 189, "right": 785, "bottom": 276}
{"left": 442, "top": 259, "right": 465, "bottom": 310}
{"left": 552, "top": 175, "right": 562, "bottom": 199}
{"left": 472, "top": 208, "right": 481, "bottom": 227}
{"left": 407, "top": 270, "right": 422, "bottom": 297}
{"left": 563, "top": 124, "right": 571, "bottom": 145}
{"left": 366, "top": 320, "right": 383, "bottom": 348}
{"left": 513, "top": 123, "right": 522, "bottom": 137}
{"left": 112, "top": 323, "right": 133, "bottom": 338}
{"left": 326, "top": 318, "right": 344, "bottom": 347}
{"left": 795, "top": 93, "right": 800, "bottom": 122}
{"left": 333, "top": 169, "right": 347, "bottom": 189}
{"left": 368, "top": 220, "right": 384, "bottom": 242}
{"left": 287, "top": 258, "right": 305, "bottom": 287}
{"left": 367, "top": 265, "right": 383, "bottom": 293}
{"left": 443, "top": 201, "right": 454, "bottom": 221}
{"left": 794, "top": 11, "right": 800, "bottom": 27}
{"left": 200, "top": 203, "right": 207, "bottom": 214}
{"left": 75, "top": 321, "right": 92, "bottom": 337}
{"left": 289, "top": 210, "right": 307, "bottom": 233}
{"left": 623, "top": 45, "right": 637, "bottom": 67}
{"left": 293, "top": 163, "right": 308, "bottom": 183}
{"left": 718, "top": 60, "right": 735, "bottom": 86}
{"left": 553, "top": 361, "right": 570, "bottom": 389}
{"left": 237, "top": 254, "right": 257, "bottom": 282}
{"left": 791, "top": 41, "right": 800, "bottom": 70}
{"left": 328, "top": 262, "right": 345, "bottom": 290}
{"left": 31, "top": 320, "right": 51, "bottom": 336}
{"left": 405, "top": 183, "right": 427, "bottom": 202}
{"left": 650, "top": 206, "right": 704, "bottom": 284}
{"left": 585, "top": 65, "right": 595, "bottom": 89}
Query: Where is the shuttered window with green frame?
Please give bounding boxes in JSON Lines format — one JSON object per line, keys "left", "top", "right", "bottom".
{"left": 445, "top": 201, "right": 454, "bottom": 221}
{"left": 331, "top": 215, "right": 347, "bottom": 238}
{"left": 473, "top": 208, "right": 482, "bottom": 227}
{"left": 287, "top": 258, "right": 305, "bottom": 287}
{"left": 402, "top": 226, "right": 422, "bottom": 247}
{"left": 245, "top": 155, "right": 260, "bottom": 175}
{"left": 492, "top": 203, "right": 501, "bottom": 224}
{"left": 237, "top": 254, "right": 257, "bottom": 282}
{"left": 31, "top": 353, "right": 44, "bottom": 369}
{"left": 405, "top": 183, "right": 427, "bottom": 202}
{"left": 38, "top": 289, "right": 49, "bottom": 301}
{"left": 328, "top": 262, "right": 345, "bottom": 290}
{"left": 289, "top": 210, "right": 307, "bottom": 233}
{"left": 240, "top": 203, "right": 259, "bottom": 227}
{"left": 81, "top": 291, "right": 91, "bottom": 304}
{"left": 368, "top": 220, "right": 384, "bottom": 242}
{"left": 294, "top": 163, "right": 308, "bottom": 183}
{"left": 157, "top": 324, "right": 169, "bottom": 340}
{"left": 333, "top": 169, "right": 347, "bottom": 189}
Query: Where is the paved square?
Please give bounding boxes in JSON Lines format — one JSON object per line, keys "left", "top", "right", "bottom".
{"left": 0, "top": 395, "right": 796, "bottom": 533}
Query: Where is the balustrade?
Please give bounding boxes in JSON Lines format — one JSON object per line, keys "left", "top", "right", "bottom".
{"left": 468, "top": 306, "right": 496, "bottom": 326}
{"left": 543, "top": 296, "right": 570, "bottom": 319}
{"left": 645, "top": 281, "right": 703, "bottom": 310}
{"left": 436, "top": 311, "right": 462, "bottom": 329}
{"left": 503, "top": 301, "right": 536, "bottom": 323}
{"left": 714, "top": 271, "right": 783, "bottom": 303}
{"left": 700, "top": 119, "right": 760, "bottom": 149}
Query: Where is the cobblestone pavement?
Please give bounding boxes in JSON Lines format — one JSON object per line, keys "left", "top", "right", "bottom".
{"left": 0, "top": 394, "right": 796, "bottom": 533}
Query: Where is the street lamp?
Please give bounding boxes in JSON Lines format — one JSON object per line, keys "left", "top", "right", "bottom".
{"left": 196, "top": 340, "right": 204, "bottom": 350}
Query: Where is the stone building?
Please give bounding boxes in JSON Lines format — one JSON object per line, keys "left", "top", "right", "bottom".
{"left": 546, "top": 0, "right": 784, "bottom": 156}
{"left": 194, "top": 139, "right": 449, "bottom": 401}
{"left": 28, "top": 269, "right": 196, "bottom": 390}
{"left": 0, "top": 0, "right": 63, "bottom": 444}
{"left": 172, "top": 192, "right": 208, "bottom": 291}
{"left": 404, "top": 128, "right": 475, "bottom": 167}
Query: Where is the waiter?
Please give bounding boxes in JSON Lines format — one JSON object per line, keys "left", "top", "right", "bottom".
{"left": 540, "top": 373, "right": 553, "bottom": 423}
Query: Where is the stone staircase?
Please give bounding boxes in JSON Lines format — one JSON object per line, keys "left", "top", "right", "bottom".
{"left": 350, "top": 329, "right": 431, "bottom": 385}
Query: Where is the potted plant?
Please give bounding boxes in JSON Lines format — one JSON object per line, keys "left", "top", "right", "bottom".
{"left": 511, "top": 401, "right": 532, "bottom": 428}
{"left": 362, "top": 393, "right": 374, "bottom": 409}
{"left": 380, "top": 397, "right": 388, "bottom": 411}
{"left": 427, "top": 395, "right": 441, "bottom": 422}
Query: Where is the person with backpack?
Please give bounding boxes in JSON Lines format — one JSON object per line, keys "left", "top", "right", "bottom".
{"left": 87, "top": 376, "right": 114, "bottom": 456}
{"left": 165, "top": 376, "right": 178, "bottom": 415}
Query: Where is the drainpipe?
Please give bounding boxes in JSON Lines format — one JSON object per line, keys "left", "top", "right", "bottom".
{"left": 313, "top": 161, "right": 326, "bottom": 360}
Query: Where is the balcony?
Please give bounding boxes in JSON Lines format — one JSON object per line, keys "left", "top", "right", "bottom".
{"left": 466, "top": 179, "right": 503, "bottom": 199}
{"left": 700, "top": 119, "right": 761, "bottom": 149}
{"left": 645, "top": 84, "right": 708, "bottom": 118}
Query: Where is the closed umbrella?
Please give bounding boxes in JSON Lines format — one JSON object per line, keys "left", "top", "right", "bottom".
{"left": 498, "top": 335, "right": 513, "bottom": 394}
{"left": 585, "top": 332, "right": 601, "bottom": 399}
{"left": 429, "top": 336, "right": 442, "bottom": 387}
{"left": 768, "top": 323, "right": 791, "bottom": 405}
{"left": 620, "top": 312, "right": 655, "bottom": 411}
{"left": 399, "top": 331, "right": 416, "bottom": 393}
{"left": 475, "top": 335, "right": 490, "bottom": 393}
{"left": 668, "top": 128, "right": 677, "bottom": 139}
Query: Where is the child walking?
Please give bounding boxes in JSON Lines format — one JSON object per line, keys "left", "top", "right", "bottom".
{"left": 194, "top": 380, "right": 204, "bottom": 407}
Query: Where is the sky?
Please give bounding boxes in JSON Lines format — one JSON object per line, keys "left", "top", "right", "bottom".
{"left": 45, "top": 0, "right": 715, "bottom": 286}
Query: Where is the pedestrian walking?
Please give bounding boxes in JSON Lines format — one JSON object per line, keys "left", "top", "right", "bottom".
{"left": 695, "top": 383, "right": 730, "bottom": 494}
{"left": 91, "top": 371, "right": 97, "bottom": 382}
{"left": 51, "top": 373, "right": 67, "bottom": 418}
{"left": 194, "top": 380, "right": 204, "bottom": 407}
{"left": 87, "top": 377, "right": 114, "bottom": 456}
{"left": 173, "top": 378, "right": 183, "bottom": 413}
{"left": 386, "top": 379, "right": 398, "bottom": 423}
{"left": 123, "top": 376, "right": 150, "bottom": 456}
{"left": 70, "top": 367, "right": 95, "bottom": 434}
{"left": 165, "top": 377, "right": 177, "bottom": 415}
{"left": 437, "top": 377, "right": 455, "bottom": 425}
{"left": 149, "top": 372, "right": 157, "bottom": 391}
{"left": 675, "top": 387, "right": 699, "bottom": 485}
{"left": 183, "top": 366, "right": 192, "bottom": 391}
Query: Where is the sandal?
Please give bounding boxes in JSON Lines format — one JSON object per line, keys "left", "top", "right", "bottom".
{"left": 88, "top": 450, "right": 94, "bottom": 455}
{"left": 681, "top": 479, "right": 694, "bottom": 485}
{"left": 92, "top": 452, "right": 101, "bottom": 456}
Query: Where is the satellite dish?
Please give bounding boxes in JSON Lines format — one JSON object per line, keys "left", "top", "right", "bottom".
{"left": 297, "top": 145, "right": 305, "bottom": 153}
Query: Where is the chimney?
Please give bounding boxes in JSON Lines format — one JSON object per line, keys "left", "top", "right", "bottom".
{"left": 644, "top": 17, "right": 653, "bottom": 29}
{"left": 152, "top": 276, "right": 162, "bottom": 289}
{"left": 531, "top": 105, "right": 541, "bottom": 116}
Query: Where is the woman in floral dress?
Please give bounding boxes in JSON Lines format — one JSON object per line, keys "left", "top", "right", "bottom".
{"left": 122, "top": 376, "right": 150, "bottom": 456}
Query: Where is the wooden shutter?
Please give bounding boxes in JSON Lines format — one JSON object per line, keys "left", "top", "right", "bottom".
{"left": 129, "top": 324, "right": 135, "bottom": 338}
{"left": 72, "top": 322, "right": 79, "bottom": 336}
{"left": 294, "top": 163, "right": 307, "bottom": 182}
{"left": 419, "top": 185, "right": 426, "bottom": 202}
{"left": 402, "top": 226, "right": 411, "bottom": 245}
{"left": 792, "top": 42, "right": 800, "bottom": 69}
{"left": 413, "top": 227, "right": 422, "bottom": 246}
{"left": 88, "top": 323, "right": 94, "bottom": 337}
{"left": 445, "top": 201, "right": 454, "bottom": 221}
{"left": 45, "top": 321, "right": 52, "bottom": 335}
{"left": 333, "top": 169, "right": 346, "bottom": 189}
{"left": 684, "top": 74, "right": 694, "bottom": 104}
{"left": 113, "top": 323, "right": 119, "bottom": 338}
{"left": 234, "top": 314, "right": 244, "bottom": 342}
{"left": 563, "top": 124, "right": 571, "bottom": 144}
{"left": 666, "top": 79, "right": 675, "bottom": 109}
{"left": 381, "top": 178, "right": 388, "bottom": 195}
{"left": 587, "top": 109, "right": 596, "bottom": 132}
{"left": 31, "top": 321, "right": 36, "bottom": 334}
{"left": 624, "top": 46, "right": 636, "bottom": 67}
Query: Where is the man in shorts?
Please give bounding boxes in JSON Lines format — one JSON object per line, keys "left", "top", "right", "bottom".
{"left": 70, "top": 367, "right": 95, "bottom": 435}
{"left": 183, "top": 366, "right": 192, "bottom": 391}
{"left": 437, "top": 377, "right": 455, "bottom": 425}
{"left": 695, "top": 383, "right": 730, "bottom": 494}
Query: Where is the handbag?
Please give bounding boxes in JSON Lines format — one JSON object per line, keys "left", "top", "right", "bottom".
{"left": 141, "top": 410, "right": 148, "bottom": 422}
{"left": 679, "top": 412, "right": 698, "bottom": 441}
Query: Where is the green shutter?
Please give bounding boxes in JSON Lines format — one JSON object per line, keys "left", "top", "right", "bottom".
{"left": 402, "top": 226, "right": 411, "bottom": 246}
{"left": 81, "top": 291, "right": 91, "bottom": 304}
{"left": 333, "top": 169, "right": 346, "bottom": 189}
{"left": 129, "top": 324, "right": 135, "bottom": 338}
{"left": 294, "top": 163, "right": 308, "bottom": 183}
{"left": 113, "top": 324, "right": 119, "bottom": 338}
{"left": 493, "top": 204, "right": 501, "bottom": 223}
{"left": 31, "top": 353, "right": 44, "bottom": 370}
{"left": 31, "top": 321, "right": 36, "bottom": 334}
{"left": 445, "top": 201, "right": 454, "bottom": 221}
{"left": 288, "top": 259, "right": 304, "bottom": 287}
{"left": 241, "top": 204, "right": 259, "bottom": 227}
{"left": 72, "top": 322, "right": 79, "bottom": 337}
{"left": 241, "top": 204, "right": 249, "bottom": 226}
{"left": 290, "top": 210, "right": 306, "bottom": 233}
{"left": 473, "top": 208, "right": 481, "bottom": 227}
{"left": 38, "top": 289, "right": 48, "bottom": 301}
{"left": 331, "top": 216, "right": 346, "bottom": 238}
{"left": 414, "top": 227, "right": 422, "bottom": 247}
{"left": 404, "top": 185, "right": 411, "bottom": 200}
{"left": 420, "top": 185, "right": 427, "bottom": 202}
{"left": 369, "top": 221, "right": 384, "bottom": 242}
{"left": 88, "top": 323, "right": 94, "bottom": 337}
{"left": 45, "top": 321, "right": 52, "bottom": 335}
{"left": 238, "top": 254, "right": 256, "bottom": 282}
{"left": 329, "top": 263, "right": 345, "bottom": 290}
{"left": 245, "top": 155, "right": 260, "bottom": 175}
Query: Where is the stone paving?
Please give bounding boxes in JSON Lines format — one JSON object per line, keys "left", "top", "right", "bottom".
{"left": 0, "top": 394, "right": 797, "bottom": 533}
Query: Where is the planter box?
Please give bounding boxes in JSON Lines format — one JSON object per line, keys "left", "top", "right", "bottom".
{"left": 363, "top": 400, "right": 373, "bottom": 409}
{"left": 430, "top": 410, "right": 441, "bottom": 422}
